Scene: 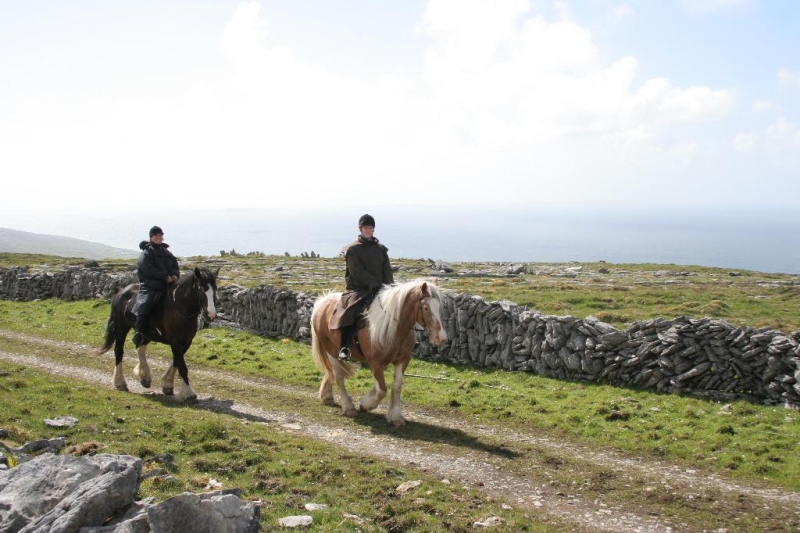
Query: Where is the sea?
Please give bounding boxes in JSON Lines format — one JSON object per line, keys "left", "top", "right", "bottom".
{"left": 1, "top": 206, "right": 798, "bottom": 274}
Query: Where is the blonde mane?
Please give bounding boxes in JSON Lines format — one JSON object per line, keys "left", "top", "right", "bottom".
{"left": 367, "top": 279, "right": 442, "bottom": 348}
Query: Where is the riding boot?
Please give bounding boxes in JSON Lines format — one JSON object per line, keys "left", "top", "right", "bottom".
{"left": 132, "top": 314, "right": 147, "bottom": 347}
{"left": 338, "top": 324, "right": 355, "bottom": 360}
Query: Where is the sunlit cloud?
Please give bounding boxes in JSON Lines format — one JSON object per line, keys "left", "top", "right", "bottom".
{"left": 777, "top": 67, "right": 800, "bottom": 89}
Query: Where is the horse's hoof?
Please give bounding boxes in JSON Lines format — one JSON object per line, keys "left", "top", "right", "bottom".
{"left": 344, "top": 409, "right": 358, "bottom": 417}
{"left": 115, "top": 384, "right": 129, "bottom": 392}
{"left": 389, "top": 418, "right": 407, "bottom": 427}
{"left": 162, "top": 387, "right": 174, "bottom": 396}
{"left": 140, "top": 379, "right": 151, "bottom": 389}
{"left": 185, "top": 395, "right": 198, "bottom": 404}
{"left": 322, "top": 398, "right": 337, "bottom": 407}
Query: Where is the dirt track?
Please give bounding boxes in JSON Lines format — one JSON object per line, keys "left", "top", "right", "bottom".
{"left": 2, "top": 329, "right": 799, "bottom": 532}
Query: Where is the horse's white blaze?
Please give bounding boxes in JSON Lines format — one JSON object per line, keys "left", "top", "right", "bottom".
{"left": 204, "top": 286, "right": 217, "bottom": 320}
{"left": 428, "top": 297, "right": 447, "bottom": 345}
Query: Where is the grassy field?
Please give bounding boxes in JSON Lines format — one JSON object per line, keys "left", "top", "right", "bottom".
{"left": 3, "top": 252, "right": 799, "bottom": 332}
{"left": 2, "top": 253, "right": 800, "bottom": 531}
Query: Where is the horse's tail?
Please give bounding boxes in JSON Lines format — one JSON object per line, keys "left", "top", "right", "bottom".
{"left": 310, "top": 317, "right": 330, "bottom": 373}
{"left": 94, "top": 311, "right": 116, "bottom": 355}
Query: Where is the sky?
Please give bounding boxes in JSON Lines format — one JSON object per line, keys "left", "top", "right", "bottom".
{"left": 1, "top": 0, "right": 799, "bottom": 217}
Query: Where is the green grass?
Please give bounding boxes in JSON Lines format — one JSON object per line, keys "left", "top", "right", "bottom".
{"left": 1, "top": 298, "right": 798, "bottom": 492}
{"left": 1, "top": 361, "right": 558, "bottom": 532}
{"left": 2, "top": 253, "right": 800, "bottom": 531}
{"left": 4, "top": 253, "right": 798, "bottom": 331}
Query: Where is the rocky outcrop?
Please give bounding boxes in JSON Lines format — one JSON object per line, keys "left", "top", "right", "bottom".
{"left": 0, "top": 452, "right": 259, "bottom": 533}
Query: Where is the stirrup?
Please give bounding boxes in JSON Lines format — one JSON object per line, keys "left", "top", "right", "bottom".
{"left": 338, "top": 347, "right": 351, "bottom": 361}
{"left": 132, "top": 332, "right": 144, "bottom": 348}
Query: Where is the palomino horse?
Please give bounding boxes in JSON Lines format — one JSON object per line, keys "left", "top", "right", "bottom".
{"left": 311, "top": 279, "right": 448, "bottom": 426}
{"left": 95, "top": 267, "right": 218, "bottom": 402}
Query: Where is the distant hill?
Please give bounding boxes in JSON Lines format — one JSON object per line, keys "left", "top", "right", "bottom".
{"left": 0, "top": 227, "right": 139, "bottom": 260}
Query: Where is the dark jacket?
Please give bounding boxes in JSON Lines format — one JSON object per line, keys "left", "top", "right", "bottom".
{"left": 133, "top": 241, "right": 180, "bottom": 316}
{"left": 137, "top": 240, "right": 180, "bottom": 291}
{"left": 329, "top": 236, "right": 394, "bottom": 330}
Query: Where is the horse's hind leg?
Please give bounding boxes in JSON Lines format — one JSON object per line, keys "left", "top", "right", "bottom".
{"left": 330, "top": 361, "right": 357, "bottom": 417}
{"left": 112, "top": 332, "right": 128, "bottom": 392}
{"left": 319, "top": 371, "right": 336, "bottom": 406}
{"left": 133, "top": 345, "right": 152, "bottom": 388}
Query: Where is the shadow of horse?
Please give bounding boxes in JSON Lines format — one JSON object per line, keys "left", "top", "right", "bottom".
{"left": 345, "top": 409, "right": 520, "bottom": 459}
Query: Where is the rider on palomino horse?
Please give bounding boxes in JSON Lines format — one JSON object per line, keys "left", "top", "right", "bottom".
{"left": 131, "top": 225, "right": 180, "bottom": 347}
{"left": 329, "top": 214, "right": 394, "bottom": 360}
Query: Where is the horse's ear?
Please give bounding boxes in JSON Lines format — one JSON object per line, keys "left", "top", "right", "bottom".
{"left": 214, "top": 267, "right": 221, "bottom": 278}
{"left": 194, "top": 266, "right": 202, "bottom": 278}
{"left": 420, "top": 281, "right": 430, "bottom": 297}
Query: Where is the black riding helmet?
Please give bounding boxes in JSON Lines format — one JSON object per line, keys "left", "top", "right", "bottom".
{"left": 358, "top": 214, "right": 375, "bottom": 227}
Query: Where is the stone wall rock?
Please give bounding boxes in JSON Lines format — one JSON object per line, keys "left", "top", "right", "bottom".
{"left": 2, "top": 266, "right": 799, "bottom": 407}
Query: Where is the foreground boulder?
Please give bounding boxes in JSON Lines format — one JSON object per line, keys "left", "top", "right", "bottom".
{"left": 0, "top": 453, "right": 259, "bottom": 533}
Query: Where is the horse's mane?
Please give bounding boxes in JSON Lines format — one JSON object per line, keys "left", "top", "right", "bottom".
{"left": 368, "top": 279, "right": 442, "bottom": 348}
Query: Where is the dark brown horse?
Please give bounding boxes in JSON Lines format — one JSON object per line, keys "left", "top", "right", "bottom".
{"left": 96, "top": 267, "right": 218, "bottom": 402}
{"left": 311, "top": 279, "right": 448, "bottom": 426}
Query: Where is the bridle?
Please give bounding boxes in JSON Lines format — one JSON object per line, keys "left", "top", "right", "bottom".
{"left": 167, "top": 277, "right": 208, "bottom": 320}
{"left": 413, "top": 295, "right": 434, "bottom": 333}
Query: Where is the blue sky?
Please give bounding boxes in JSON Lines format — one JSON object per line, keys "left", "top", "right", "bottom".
{"left": 1, "top": 0, "right": 798, "bottom": 216}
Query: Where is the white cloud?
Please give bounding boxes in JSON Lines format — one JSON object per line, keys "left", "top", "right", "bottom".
{"left": 752, "top": 100, "right": 776, "bottom": 113}
{"left": 734, "top": 132, "right": 759, "bottom": 152}
{"left": 764, "top": 117, "right": 800, "bottom": 154}
{"left": 777, "top": 67, "right": 800, "bottom": 89}
{"left": 0, "top": 0, "right": 750, "bottom": 214}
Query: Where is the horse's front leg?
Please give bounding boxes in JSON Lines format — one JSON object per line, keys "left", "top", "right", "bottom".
{"left": 172, "top": 343, "right": 197, "bottom": 403}
{"left": 386, "top": 361, "right": 410, "bottom": 427}
{"left": 161, "top": 365, "right": 176, "bottom": 395}
{"left": 132, "top": 344, "right": 152, "bottom": 388}
{"left": 360, "top": 365, "right": 388, "bottom": 412}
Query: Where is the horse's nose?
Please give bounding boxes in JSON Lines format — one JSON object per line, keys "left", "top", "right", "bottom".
{"left": 207, "top": 311, "right": 217, "bottom": 321}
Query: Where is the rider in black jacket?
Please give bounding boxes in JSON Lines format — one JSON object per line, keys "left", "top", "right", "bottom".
{"left": 132, "top": 226, "right": 180, "bottom": 347}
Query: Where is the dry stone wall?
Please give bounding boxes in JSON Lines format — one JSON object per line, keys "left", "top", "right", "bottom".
{"left": 2, "top": 267, "right": 799, "bottom": 407}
